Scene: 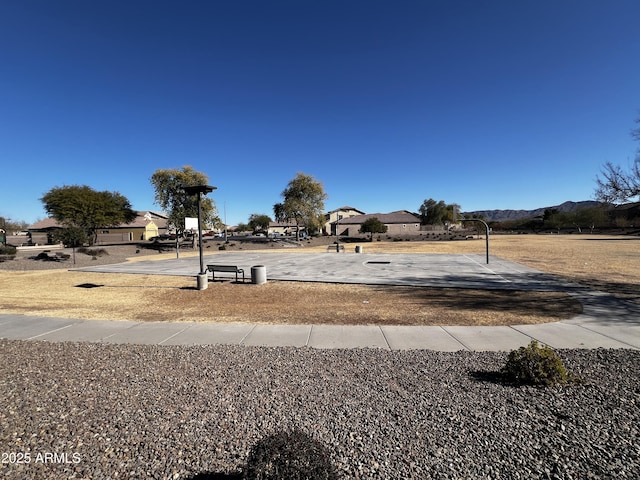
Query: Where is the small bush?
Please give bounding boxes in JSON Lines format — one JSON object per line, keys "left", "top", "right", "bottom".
{"left": 218, "top": 245, "right": 226, "bottom": 250}
{"left": 501, "top": 340, "right": 569, "bottom": 387}
{"left": 80, "top": 248, "right": 108, "bottom": 257}
{"left": 0, "top": 245, "right": 17, "bottom": 255}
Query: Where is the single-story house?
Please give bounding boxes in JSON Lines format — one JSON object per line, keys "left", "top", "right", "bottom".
{"left": 336, "top": 210, "right": 421, "bottom": 237}
{"left": 28, "top": 211, "right": 169, "bottom": 245}
{"left": 267, "top": 220, "right": 305, "bottom": 237}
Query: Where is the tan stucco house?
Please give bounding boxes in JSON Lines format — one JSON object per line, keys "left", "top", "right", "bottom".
{"left": 28, "top": 211, "right": 168, "bottom": 245}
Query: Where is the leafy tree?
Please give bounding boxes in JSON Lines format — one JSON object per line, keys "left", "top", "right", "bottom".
{"left": 273, "top": 173, "right": 327, "bottom": 240}
{"left": 574, "top": 206, "right": 608, "bottom": 233}
{"left": 150, "top": 166, "right": 220, "bottom": 235}
{"left": 359, "top": 217, "right": 387, "bottom": 240}
{"left": 595, "top": 116, "right": 640, "bottom": 203}
{"left": 40, "top": 185, "right": 136, "bottom": 245}
{"left": 248, "top": 213, "right": 272, "bottom": 233}
{"left": 235, "top": 222, "right": 249, "bottom": 233}
{"left": 419, "top": 198, "right": 448, "bottom": 225}
{"left": 545, "top": 210, "right": 572, "bottom": 233}
{"left": 52, "top": 225, "right": 88, "bottom": 248}
{"left": 447, "top": 203, "right": 461, "bottom": 223}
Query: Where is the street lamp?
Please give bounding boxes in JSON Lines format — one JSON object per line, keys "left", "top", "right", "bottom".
{"left": 183, "top": 184, "right": 217, "bottom": 289}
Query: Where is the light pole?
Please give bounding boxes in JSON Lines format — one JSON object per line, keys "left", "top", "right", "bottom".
{"left": 183, "top": 185, "right": 217, "bottom": 289}
{"left": 335, "top": 213, "right": 343, "bottom": 252}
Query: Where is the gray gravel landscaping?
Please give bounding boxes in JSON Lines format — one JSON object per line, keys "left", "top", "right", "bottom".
{"left": 1, "top": 340, "right": 638, "bottom": 479}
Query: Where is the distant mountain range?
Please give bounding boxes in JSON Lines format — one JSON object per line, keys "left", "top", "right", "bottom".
{"left": 462, "top": 201, "right": 603, "bottom": 222}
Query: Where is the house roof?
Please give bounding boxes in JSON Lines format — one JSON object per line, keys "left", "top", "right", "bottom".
{"left": 337, "top": 210, "right": 420, "bottom": 225}
{"left": 124, "top": 211, "right": 168, "bottom": 228}
{"left": 268, "top": 220, "right": 301, "bottom": 228}
{"left": 327, "top": 206, "right": 365, "bottom": 214}
{"left": 29, "top": 211, "right": 168, "bottom": 230}
{"left": 28, "top": 218, "right": 61, "bottom": 230}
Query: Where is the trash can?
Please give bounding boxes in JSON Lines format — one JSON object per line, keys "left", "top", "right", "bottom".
{"left": 251, "top": 265, "right": 267, "bottom": 285}
{"left": 355, "top": 245, "right": 363, "bottom": 253}
{"left": 197, "top": 273, "right": 208, "bottom": 290}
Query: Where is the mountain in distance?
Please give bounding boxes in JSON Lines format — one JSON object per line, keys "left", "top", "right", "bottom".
{"left": 462, "top": 201, "right": 603, "bottom": 222}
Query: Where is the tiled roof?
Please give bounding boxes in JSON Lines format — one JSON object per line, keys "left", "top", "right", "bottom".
{"left": 28, "top": 218, "right": 61, "bottom": 229}
{"left": 29, "top": 211, "right": 168, "bottom": 230}
{"left": 327, "top": 206, "right": 365, "bottom": 214}
{"left": 268, "top": 220, "right": 300, "bottom": 228}
{"left": 337, "top": 210, "right": 420, "bottom": 225}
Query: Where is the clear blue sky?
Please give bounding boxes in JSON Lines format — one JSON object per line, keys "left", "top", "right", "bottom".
{"left": 1, "top": 1, "right": 639, "bottom": 226}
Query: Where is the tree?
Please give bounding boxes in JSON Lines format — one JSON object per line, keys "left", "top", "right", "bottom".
{"left": 595, "top": 117, "right": 640, "bottom": 204}
{"left": 235, "top": 222, "right": 249, "bottom": 233}
{"left": 248, "top": 213, "right": 272, "bottom": 233}
{"left": 40, "top": 185, "right": 136, "bottom": 245}
{"left": 359, "top": 217, "right": 387, "bottom": 240}
{"left": 52, "top": 225, "right": 88, "bottom": 248}
{"left": 419, "top": 199, "right": 448, "bottom": 225}
{"left": 150, "top": 166, "right": 220, "bottom": 235}
{"left": 575, "top": 206, "right": 608, "bottom": 233}
{"left": 273, "top": 173, "right": 327, "bottom": 240}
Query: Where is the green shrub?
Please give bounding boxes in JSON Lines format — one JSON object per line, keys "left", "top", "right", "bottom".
{"left": 0, "top": 245, "right": 17, "bottom": 255}
{"left": 78, "top": 248, "right": 108, "bottom": 257}
{"left": 218, "top": 245, "right": 226, "bottom": 250}
{"left": 501, "top": 340, "right": 569, "bottom": 386}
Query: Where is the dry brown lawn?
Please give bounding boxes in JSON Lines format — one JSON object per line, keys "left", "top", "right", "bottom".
{"left": 1, "top": 234, "right": 637, "bottom": 326}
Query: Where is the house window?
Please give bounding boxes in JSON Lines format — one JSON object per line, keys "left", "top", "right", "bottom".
{"left": 102, "top": 230, "right": 109, "bottom": 234}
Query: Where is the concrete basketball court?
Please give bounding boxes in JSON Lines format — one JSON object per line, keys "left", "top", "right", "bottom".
{"left": 2, "top": 251, "right": 639, "bottom": 351}
{"left": 72, "top": 251, "right": 561, "bottom": 291}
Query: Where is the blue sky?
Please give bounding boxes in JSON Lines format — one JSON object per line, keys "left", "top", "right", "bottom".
{"left": 1, "top": 1, "right": 639, "bottom": 226}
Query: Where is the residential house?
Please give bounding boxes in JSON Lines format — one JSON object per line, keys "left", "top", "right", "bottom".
{"left": 28, "top": 211, "right": 169, "bottom": 245}
{"left": 336, "top": 210, "right": 421, "bottom": 237}
{"left": 96, "top": 211, "right": 169, "bottom": 243}
{"left": 324, "top": 206, "right": 366, "bottom": 235}
{"left": 267, "top": 220, "right": 304, "bottom": 237}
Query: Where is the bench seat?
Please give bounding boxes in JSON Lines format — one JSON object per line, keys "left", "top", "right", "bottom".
{"left": 206, "top": 264, "right": 245, "bottom": 283}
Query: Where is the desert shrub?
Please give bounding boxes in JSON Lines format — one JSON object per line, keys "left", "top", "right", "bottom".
{"left": 218, "top": 245, "right": 226, "bottom": 250}
{"left": 0, "top": 245, "right": 16, "bottom": 262}
{"left": 78, "top": 248, "right": 108, "bottom": 257}
{"left": 0, "top": 245, "right": 17, "bottom": 255}
{"left": 501, "top": 340, "right": 569, "bottom": 386}
{"left": 244, "top": 430, "right": 338, "bottom": 480}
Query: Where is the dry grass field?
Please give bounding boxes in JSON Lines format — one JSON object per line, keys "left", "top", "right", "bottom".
{"left": 0, "top": 234, "right": 637, "bottom": 326}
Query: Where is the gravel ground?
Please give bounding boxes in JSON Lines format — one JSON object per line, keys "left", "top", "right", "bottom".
{"left": 0, "top": 245, "right": 161, "bottom": 271}
{"left": 1, "top": 340, "right": 638, "bottom": 479}
{"left": 0, "top": 239, "right": 305, "bottom": 272}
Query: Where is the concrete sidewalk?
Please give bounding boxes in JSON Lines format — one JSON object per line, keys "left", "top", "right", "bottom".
{"left": 2, "top": 252, "right": 639, "bottom": 351}
{"left": 1, "top": 314, "right": 638, "bottom": 351}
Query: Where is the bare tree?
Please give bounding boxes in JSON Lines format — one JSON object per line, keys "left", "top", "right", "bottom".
{"left": 595, "top": 117, "right": 640, "bottom": 204}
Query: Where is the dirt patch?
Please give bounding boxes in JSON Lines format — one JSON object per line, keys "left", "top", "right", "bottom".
{"left": 0, "top": 271, "right": 580, "bottom": 326}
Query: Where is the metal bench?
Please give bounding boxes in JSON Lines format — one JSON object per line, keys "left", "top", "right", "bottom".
{"left": 206, "top": 264, "right": 245, "bottom": 283}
